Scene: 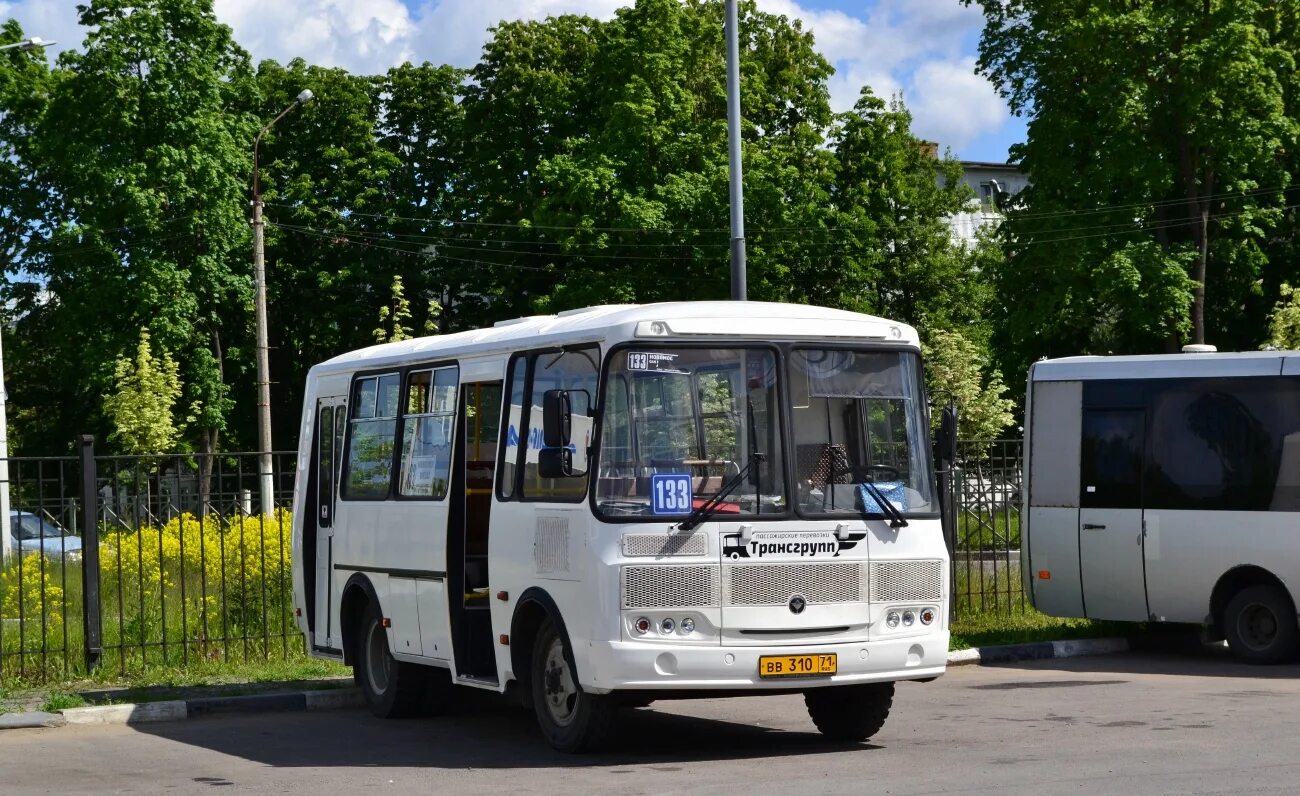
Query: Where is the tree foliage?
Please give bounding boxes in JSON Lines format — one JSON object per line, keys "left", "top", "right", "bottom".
{"left": 2, "top": 0, "right": 990, "bottom": 452}
{"left": 103, "top": 328, "right": 183, "bottom": 455}
{"left": 922, "top": 328, "right": 1014, "bottom": 442}
{"left": 1264, "top": 283, "right": 1300, "bottom": 349}
{"left": 968, "top": 0, "right": 1300, "bottom": 385}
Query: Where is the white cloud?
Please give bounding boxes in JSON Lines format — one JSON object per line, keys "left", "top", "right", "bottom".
{"left": 2, "top": 0, "right": 1014, "bottom": 156}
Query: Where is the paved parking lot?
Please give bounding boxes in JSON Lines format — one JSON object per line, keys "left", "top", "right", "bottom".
{"left": 2, "top": 647, "right": 1299, "bottom": 795}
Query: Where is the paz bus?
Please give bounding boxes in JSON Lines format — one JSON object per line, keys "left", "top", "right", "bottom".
{"left": 1022, "top": 350, "right": 1300, "bottom": 663}
{"left": 290, "top": 301, "right": 955, "bottom": 751}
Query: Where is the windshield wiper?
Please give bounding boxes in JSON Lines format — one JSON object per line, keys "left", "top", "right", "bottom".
{"left": 860, "top": 480, "right": 908, "bottom": 529}
{"left": 676, "top": 453, "right": 765, "bottom": 532}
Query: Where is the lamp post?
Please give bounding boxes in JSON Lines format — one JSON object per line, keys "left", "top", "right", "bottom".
{"left": 0, "top": 35, "right": 54, "bottom": 562}
{"left": 252, "top": 88, "right": 313, "bottom": 516}
{"left": 725, "top": 0, "right": 747, "bottom": 301}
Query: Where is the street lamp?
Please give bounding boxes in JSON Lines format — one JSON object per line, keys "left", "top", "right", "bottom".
{"left": 725, "top": 0, "right": 746, "bottom": 301}
{"left": 0, "top": 36, "right": 55, "bottom": 52}
{"left": 0, "top": 35, "right": 54, "bottom": 562}
{"left": 251, "top": 88, "right": 313, "bottom": 516}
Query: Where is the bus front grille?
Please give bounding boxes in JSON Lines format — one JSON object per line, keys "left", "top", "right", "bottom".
{"left": 869, "top": 560, "right": 944, "bottom": 602}
{"left": 723, "top": 563, "right": 867, "bottom": 606}
{"left": 621, "top": 565, "right": 719, "bottom": 609}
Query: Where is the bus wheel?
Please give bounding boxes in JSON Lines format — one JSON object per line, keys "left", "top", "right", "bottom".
{"left": 804, "top": 682, "right": 894, "bottom": 742}
{"left": 355, "top": 601, "right": 425, "bottom": 718}
{"left": 1224, "top": 584, "right": 1300, "bottom": 665}
{"left": 531, "top": 617, "right": 617, "bottom": 753}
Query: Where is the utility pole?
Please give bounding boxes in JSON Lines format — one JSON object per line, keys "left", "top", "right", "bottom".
{"left": 252, "top": 89, "right": 313, "bottom": 516}
{"left": 0, "top": 36, "right": 55, "bottom": 560}
{"left": 725, "top": 0, "right": 747, "bottom": 301}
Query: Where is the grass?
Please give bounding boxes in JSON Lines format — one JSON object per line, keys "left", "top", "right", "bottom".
{"left": 951, "top": 603, "right": 1126, "bottom": 650}
{"left": 40, "top": 691, "right": 86, "bottom": 712}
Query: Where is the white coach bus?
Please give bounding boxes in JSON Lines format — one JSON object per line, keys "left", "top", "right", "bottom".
{"left": 1023, "top": 350, "right": 1300, "bottom": 663}
{"left": 291, "top": 301, "right": 955, "bottom": 751}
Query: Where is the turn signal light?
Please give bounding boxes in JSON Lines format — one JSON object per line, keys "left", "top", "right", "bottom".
{"left": 1038, "top": 570, "right": 1051, "bottom": 581}
{"left": 381, "top": 617, "right": 391, "bottom": 628}
{"left": 920, "top": 608, "right": 935, "bottom": 625}
{"left": 634, "top": 617, "right": 651, "bottom": 635}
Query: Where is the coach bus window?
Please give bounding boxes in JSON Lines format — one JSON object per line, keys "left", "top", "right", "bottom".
{"left": 498, "top": 356, "right": 528, "bottom": 499}
{"left": 1080, "top": 409, "right": 1144, "bottom": 509}
{"left": 344, "top": 372, "right": 400, "bottom": 499}
{"left": 522, "top": 346, "right": 599, "bottom": 501}
{"left": 1146, "top": 378, "right": 1300, "bottom": 512}
{"left": 399, "top": 366, "right": 459, "bottom": 498}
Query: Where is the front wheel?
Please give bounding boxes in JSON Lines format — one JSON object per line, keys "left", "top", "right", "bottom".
{"left": 804, "top": 682, "right": 894, "bottom": 742}
{"left": 1224, "top": 584, "right": 1300, "bottom": 665}
{"left": 531, "top": 618, "right": 618, "bottom": 753}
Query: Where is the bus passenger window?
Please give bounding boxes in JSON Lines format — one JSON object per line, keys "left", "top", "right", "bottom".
{"left": 399, "top": 366, "right": 459, "bottom": 498}
{"left": 344, "top": 373, "right": 400, "bottom": 499}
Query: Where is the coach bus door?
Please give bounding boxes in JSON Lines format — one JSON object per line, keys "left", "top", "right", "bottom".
{"left": 313, "top": 397, "right": 346, "bottom": 651}
{"left": 1078, "top": 407, "right": 1149, "bottom": 621}
{"left": 448, "top": 381, "right": 503, "bottom": 681}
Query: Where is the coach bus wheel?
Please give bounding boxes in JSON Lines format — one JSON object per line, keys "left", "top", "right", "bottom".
{"left": 1223, "top": 584, "right": 1300, "bottom": 665}
{"left": 355, "top": 601, "right": 425, "bottom": 718}
{"left": 804, "top": 682, "right": 894, "bottom": 742}
{"left": 531, "top": 617, "right": 618, "bottom": 753}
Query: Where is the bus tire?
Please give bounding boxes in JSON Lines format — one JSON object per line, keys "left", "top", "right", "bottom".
{"left": 804, "top": 682, "right": 894, "bottom": 742}
{"left": 354, "top": 600, "right": 425, "bottom": 718}
{"left": 531, "top": 617, "right": 618, "bottom": 753}
{"left": 1223, "top": 584, "right": 1300, "bottom": 665}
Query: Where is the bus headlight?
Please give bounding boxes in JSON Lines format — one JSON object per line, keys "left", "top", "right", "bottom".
{"left": 661, "top": 618, "right": 676, "bottom": 634}
{"left": 886, "top": 611, "right": 901, "bottom": 628}
{"left": 680, "top": 617, "right": 695, "bottom": 634}
{"left": 902, "top": 611, "right": 916, "bottom": 627}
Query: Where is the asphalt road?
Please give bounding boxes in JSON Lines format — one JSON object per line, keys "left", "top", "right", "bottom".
{"left": 2, "top": 647, "right": 1299, "bottom": 795}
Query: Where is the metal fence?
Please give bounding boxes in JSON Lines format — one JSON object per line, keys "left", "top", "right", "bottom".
{"left": 0, "top": 438, "right": 298, "bottom": 683}
{"left": 0, "top": 437, "right": 1027, "bottom": 685}
{"left": 949, "top": 439, "right": 1025, "bottom": 616}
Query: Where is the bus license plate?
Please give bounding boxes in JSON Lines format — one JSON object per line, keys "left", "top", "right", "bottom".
{"left": 758, "top": 653, "right": 837, "bottom": 678}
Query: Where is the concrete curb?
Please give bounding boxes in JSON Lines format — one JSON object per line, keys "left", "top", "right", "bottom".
{"left": 946, "top": 636, "right": 1129, "bottom": 666}
{"left": 57, "top": 687, "right": 362, "bottom": 727}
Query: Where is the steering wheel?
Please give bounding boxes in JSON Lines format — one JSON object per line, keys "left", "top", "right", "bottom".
{"left": 831, "top": 463, "right": 901, "bottom": 483}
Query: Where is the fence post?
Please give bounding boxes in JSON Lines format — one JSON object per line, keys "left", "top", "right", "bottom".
{"left": 79, "top": 434, "right": 102, "bottom": 672}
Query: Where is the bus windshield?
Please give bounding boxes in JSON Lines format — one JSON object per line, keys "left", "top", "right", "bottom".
{"left": 789, "top": 348, "right": 935, "bottom": 517}
{"left": 595, "top": 347, "right": 785, "bottom": 518}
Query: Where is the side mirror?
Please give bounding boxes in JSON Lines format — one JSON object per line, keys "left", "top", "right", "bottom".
{"left": 939, "top": 403, "right": 959, "bottom": 469}
{"left": 538, "top": 447, "right": 574, "bottom": 479}
{"left": 543, "top": 389, "right": 572, "bottom": 448}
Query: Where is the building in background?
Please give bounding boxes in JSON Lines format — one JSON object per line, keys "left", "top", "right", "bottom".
{"left": 924, "top": 141, "right": 1029, "bottom": 248}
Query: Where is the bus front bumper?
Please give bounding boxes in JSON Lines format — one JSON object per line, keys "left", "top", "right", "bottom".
{"left": 581, "top": 632, "right": 950, "bottom": 693}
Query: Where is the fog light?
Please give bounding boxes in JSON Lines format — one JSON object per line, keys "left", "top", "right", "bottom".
{"left": 661, "top": 618, "right": 676, "bottom": 634}
{"left": 680, "top": 617, "right": 695, "bottom": 634}
{"left": 920, "top": 608, "right": 935, "bottom": 625}
{"left": 902, "top": 611, "right": 916, "bottom": 626}
{"left": 886, "top": 611, "right": 901, "bottom": 628}
{"left": 634, "top": 617, "right": 651, "bottom": 635}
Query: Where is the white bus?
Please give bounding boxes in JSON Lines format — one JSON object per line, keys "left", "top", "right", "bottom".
{"left": 291, "top": 301, "right": 954, "bottom": 751}
{"left": 1023, "top": 350, "right": 1300, "bottom": 663}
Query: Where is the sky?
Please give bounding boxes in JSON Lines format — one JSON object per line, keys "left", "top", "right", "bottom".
{"left": 0, "top": 0, "right": 1026, "bottom": 162}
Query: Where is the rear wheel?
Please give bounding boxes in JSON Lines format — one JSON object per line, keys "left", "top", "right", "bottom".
{"left": 354, "top": 601, "right": 432, "bottom": 718}
{"left": 1223, "top": 584, "right": 1299, "bottom": 665}
{"left": 530, "top": 618, "right": 618, "bottom": 753}
{"left": 804, "top": 682, "right": 894, "bottom": 742}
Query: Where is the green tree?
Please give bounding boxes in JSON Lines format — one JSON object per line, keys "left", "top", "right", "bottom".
{"left": 922, "top": 328, "right": 1015, "bottom": 442}
{"left": 103, "top": 328, "right": 183, "bottom": 455}
{"left": 7, "top": 0, "right": 255, "bottom": 456}
{"left": 373, "top": 275, "right": 414, "bottom": 343}
{"left": 1264, "top": 283, "right": 1300, "bottom": 349}
{"left": 968, "top": 0, "right": 1300, "bottom": 383}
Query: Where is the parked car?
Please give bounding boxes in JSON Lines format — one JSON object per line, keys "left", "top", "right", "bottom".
{"left": 8, "top": 511, "right": 82, "bottom": 559}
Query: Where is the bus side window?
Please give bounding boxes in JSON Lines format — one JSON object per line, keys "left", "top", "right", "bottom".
{"left": 498, "top": 356, "right": 528, "bottom": 500}
{"left": 399, "top": 366, "right": 459, "bottom": 498}
{"left": 522, "top": 346, "right": 599, "bottom": 501}
{"left": 344, "top": 373, "right": 400, "bottom": 499}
